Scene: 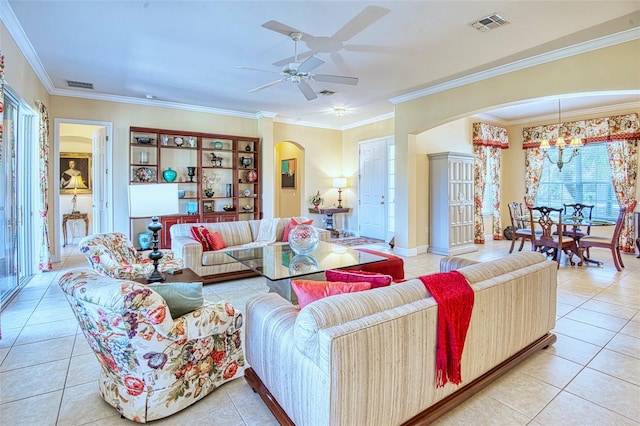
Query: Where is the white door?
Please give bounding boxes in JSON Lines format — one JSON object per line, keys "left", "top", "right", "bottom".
{"left": 92, "top": 126, "right": 111, "bottom": 233}
{"left": 359, "top": 139, "right": 387, "bottom": 239}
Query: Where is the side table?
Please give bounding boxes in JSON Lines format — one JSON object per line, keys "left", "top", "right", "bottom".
{"left": 132, "top": 267, "right": 202, "bottom": 285}
{"left": 309, "top": 207, "right": 351, "bottom": 237}
{"left": 62, "top": 212, "right": 89, "bottom": 247}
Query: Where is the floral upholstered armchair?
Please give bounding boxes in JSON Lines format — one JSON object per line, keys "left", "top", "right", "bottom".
{"left": 79, "top": 232, "right": 183, "bottom": 280}
{"left": 59, "top": 269, "right": 245, "bottom": 423}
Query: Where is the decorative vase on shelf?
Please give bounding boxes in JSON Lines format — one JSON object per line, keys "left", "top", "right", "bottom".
{"left": 178, "top": 189, "right": 185, "bottom": 199}
{"left": 162, "top": 168, "right": 177, "bottom": 182}
{"left": 245, "top": 144, "right": 252, "bottom": 152}
{"left": 214, "top": 141, "right": 224, "bottom": 149}
{"left": 187, "top": 167, "right": 196, "bottom": 182}
{"left": 204, "top": 188, "right": 215, "bottom": 198}
{"left": 289, "top": 224, "right": 320, "bottom": 255}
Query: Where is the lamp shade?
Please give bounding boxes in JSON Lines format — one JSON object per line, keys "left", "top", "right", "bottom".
{"left": 333, "top": 177, "right": 347, "bottom": 188}
{"left": 68, "top": 175, "right": 88, "bottom": 189}
{"left": 128, "top": 184, "right": 180, "bottom": 217}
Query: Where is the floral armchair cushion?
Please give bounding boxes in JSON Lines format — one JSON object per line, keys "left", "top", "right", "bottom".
{"left": 59, "top": 269, "right": 244, "bottom": 423}
{"left": 79, "top": 232, "right": 183, "bottom": 280}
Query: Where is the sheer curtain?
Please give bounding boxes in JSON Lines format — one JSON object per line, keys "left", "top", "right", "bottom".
{"left": 472, "top": 123, "right": 508, "bottom": 243}
{"left": 37, "top": 101, "right": 52, "bottom": 271}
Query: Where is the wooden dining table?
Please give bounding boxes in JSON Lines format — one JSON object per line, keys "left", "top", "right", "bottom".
{"left": 516, "top": 213, "right": 615, "bottom": 266}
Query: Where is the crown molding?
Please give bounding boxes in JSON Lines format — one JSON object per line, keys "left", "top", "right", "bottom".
{"left": 0, "top": 0, "right": 55, "bottom": 91}
{"left": 389, "top": 27, "right": 640, "bottom": 105}
{"left": 342, "top": 112, "right": 395, "bottom": 130}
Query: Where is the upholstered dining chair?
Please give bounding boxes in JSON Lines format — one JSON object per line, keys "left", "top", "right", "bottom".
{"left": 562, "top": 203, "right": 594, "bottom": 240}
{"left": 79, "top": 232, "right": 183, "bottom": 280}
{"left": 577, "top": 207, "right": 627, "bottom": 271}
{"left": 528, "top": 206, "right": 577, "bottom": 267}
{"left": 59, "top": 269, "right": 245, "bottom": 423}
{"left": 507, "top": 202, "right": 537, "bottom": 253}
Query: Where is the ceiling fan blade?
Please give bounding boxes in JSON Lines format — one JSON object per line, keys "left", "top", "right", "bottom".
{"left": 297, "top": 81, "right": 317, "bottom": 101}
{"left": 236, "top": 65, "right": 279, "bottom": 74}
{"left": 311, "top": 74, "right": 359, "bottom": 86}
{"left": 248, "top": 79, "right": 285, "bottom": 93}
{"left": 332, "top": 6, "right": 390, "bottom": 41}
{"left": 262, "top": 20, "right": 311, "bottom": 39}
{"left": 297, "top": 56, "right": 325, "bottom": 74}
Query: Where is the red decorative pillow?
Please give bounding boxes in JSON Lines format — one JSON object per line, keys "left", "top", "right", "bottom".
{"left": 325, "top": 269, "right": 393, "bottom": 289}
{"left": 291, "top": 280, "right": 372, "bottom": 309}
{"left": 191, "top": 226, "right": 213, "bottom": 251}
{"left": 282, "top": 225, "right": 293, "bottom": 242}
{"left": 207, "top": 231, "right": 227, "bottom": 251}
{"left": 291, "top": 217, "right": 313, "bottom": 226}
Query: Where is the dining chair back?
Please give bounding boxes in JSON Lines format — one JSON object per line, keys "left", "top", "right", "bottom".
{"left": 563, "top": 203, "right": 594, "bottom": 239}
{"left": 528, "top": 206, "right": 577, "bottom": 267}
{"left": 577, "top": 207, "right": 627, "bottom": 271}
{"left": 507, "top": 202, "right": 534, "bottom": 253}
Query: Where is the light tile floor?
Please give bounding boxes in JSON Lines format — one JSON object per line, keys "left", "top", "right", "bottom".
{"left": 0, "top": 240, "right": 638, "bottom": 425}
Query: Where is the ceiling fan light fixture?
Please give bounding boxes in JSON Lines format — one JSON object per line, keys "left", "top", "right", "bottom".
{"left": 334, "top": 107, "right": 346, "bottom": 117}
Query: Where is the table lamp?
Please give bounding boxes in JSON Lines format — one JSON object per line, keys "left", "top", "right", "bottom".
{"left": 128, "top": 183, "right": 179, "bottom": 282}
{"left": 68, "top": 176, "right": 87, "bottom": 213}
{"left": 333, "top": 177, "right": 347, "bottom": 208}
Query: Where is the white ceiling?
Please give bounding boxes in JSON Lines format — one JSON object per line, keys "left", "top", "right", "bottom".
{"left": 3, "top": 1, "right": 640, "bottom": 129}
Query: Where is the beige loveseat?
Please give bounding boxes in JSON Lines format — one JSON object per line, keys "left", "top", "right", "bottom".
{"left": 170, "top": 217, "right": 330, "bottom": 283}
{"left": 244, "top": 251, "right": 557, "bottom": 425}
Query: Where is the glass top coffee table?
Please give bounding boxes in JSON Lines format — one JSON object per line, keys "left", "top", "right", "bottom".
{"left": 225, "top": 241, "right": 387, "bottom": 303}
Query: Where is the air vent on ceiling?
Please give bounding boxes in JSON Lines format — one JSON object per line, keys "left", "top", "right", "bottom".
{"left": 66, "top": 80, "right": 94, "bottom": 89}
{"left": 318, "top": 89, "right": 335, "bottom": 96}
{"left": 469, "top": 13, "right": 510, "bottom": 32}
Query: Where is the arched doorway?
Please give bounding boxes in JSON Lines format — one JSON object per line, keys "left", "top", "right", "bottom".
{"left": 275, "top": 141, "right": 304, "bottom": 218}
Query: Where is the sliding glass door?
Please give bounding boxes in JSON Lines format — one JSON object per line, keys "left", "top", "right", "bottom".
{"left": 1, "top": 89, "right": 36, "bottom": 306}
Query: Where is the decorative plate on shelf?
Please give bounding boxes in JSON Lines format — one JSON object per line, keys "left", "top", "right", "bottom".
{"left": 135, "top": 167, "right": 155, "bottom": 183}
{"left": 243, "top": 189, "right": 251, "bottom": 197}
{"left": 245, "top": 169, "right": 258, "bottom": 183}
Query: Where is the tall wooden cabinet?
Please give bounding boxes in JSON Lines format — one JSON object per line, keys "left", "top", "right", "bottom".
{"left": 427, "top": 152, "right": 477, "bottom": 256}
{"left": 129, "top": 127, "right": 260, "bottom": 248}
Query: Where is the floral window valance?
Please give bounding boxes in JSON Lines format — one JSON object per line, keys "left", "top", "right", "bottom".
{"left": 522, "top": 113, "right": 640, "bottom": 149}
{"left": 472, "top": 122, "right": 509, "bottom": 148}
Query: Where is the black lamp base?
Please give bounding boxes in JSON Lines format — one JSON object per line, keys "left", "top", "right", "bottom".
{"left": 146, "top": 216, "right": 165, "bottom": 283}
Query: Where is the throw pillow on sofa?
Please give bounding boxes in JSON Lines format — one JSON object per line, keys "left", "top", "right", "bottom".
{"left": 283, "top": 217, "right": 314, "bottom": 242}
{"left": 207, "top": 231, "right": 227, "bottom": 250}
{"left": 148, "top": 282, "right": 204, "bottom": 319}
{"left": 191, "top": 226, "right": 214, "bottom": 251}
{"left": 325, "top": 269, "right": 393, "bottom": 289}
{"left": 291, "top": 280, "right": 371, "bottom": 309}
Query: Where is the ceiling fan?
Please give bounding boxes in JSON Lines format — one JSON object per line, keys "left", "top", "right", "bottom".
{"left": 239, "top": 32, "right": 358, "bottom": 101}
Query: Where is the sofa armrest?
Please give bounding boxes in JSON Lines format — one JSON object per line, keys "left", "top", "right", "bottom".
{"left": 245, "top": 294, "right": 300, "bottom": 365}
{"left": 439, "top": 256, "right": 481, "bottom": 272}
{"left": 316, "top": 227, "right": 331, "bottom": 242}
{"left": 168, "top": 300, "right": 241, "bottom": 340}
{"left": 172, "top": 236, "right": 203, "bottom": 272}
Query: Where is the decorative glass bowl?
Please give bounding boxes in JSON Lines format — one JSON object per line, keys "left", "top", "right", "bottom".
{"left": 288, "top": 224, "right": 320, "bottom": 255}
{"left": 288, "top": 254, "right": 319, "bottom": 275}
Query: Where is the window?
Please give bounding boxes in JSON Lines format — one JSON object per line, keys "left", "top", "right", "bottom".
{"left": 535, "top": 143, "right": 619, "bottom": 220}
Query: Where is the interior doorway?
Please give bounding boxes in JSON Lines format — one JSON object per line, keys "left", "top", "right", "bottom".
{"left": 358, "top": 137, "right": 394, "bottom": 241}
{"left": 54, "top": 119, "right": 113, "bottom": 260}
{"left": 275, "top": 141, "right": 304, "bottom": 218}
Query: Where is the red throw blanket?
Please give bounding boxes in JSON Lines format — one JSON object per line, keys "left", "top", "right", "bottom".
{"left": 419, "top": 271, "right": 475, "bottom": 387}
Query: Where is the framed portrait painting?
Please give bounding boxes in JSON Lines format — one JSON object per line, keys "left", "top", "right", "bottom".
{"left": 281, "top": 158, "right": 296, "bottom": 188}
{"left": 60, "top": 152, "right": 92, "bottom": 194}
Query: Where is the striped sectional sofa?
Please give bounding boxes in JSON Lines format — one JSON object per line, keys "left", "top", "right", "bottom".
{"left": 244, "top": 252, "right": 558, "bottom": 425}
{"left": 170, "top": 217, "right": 330, "bottom": 283}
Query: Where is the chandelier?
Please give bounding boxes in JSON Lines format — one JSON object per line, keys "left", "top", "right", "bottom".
{"left": 540, "top": 100, "right": 583, "bottom": 171}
